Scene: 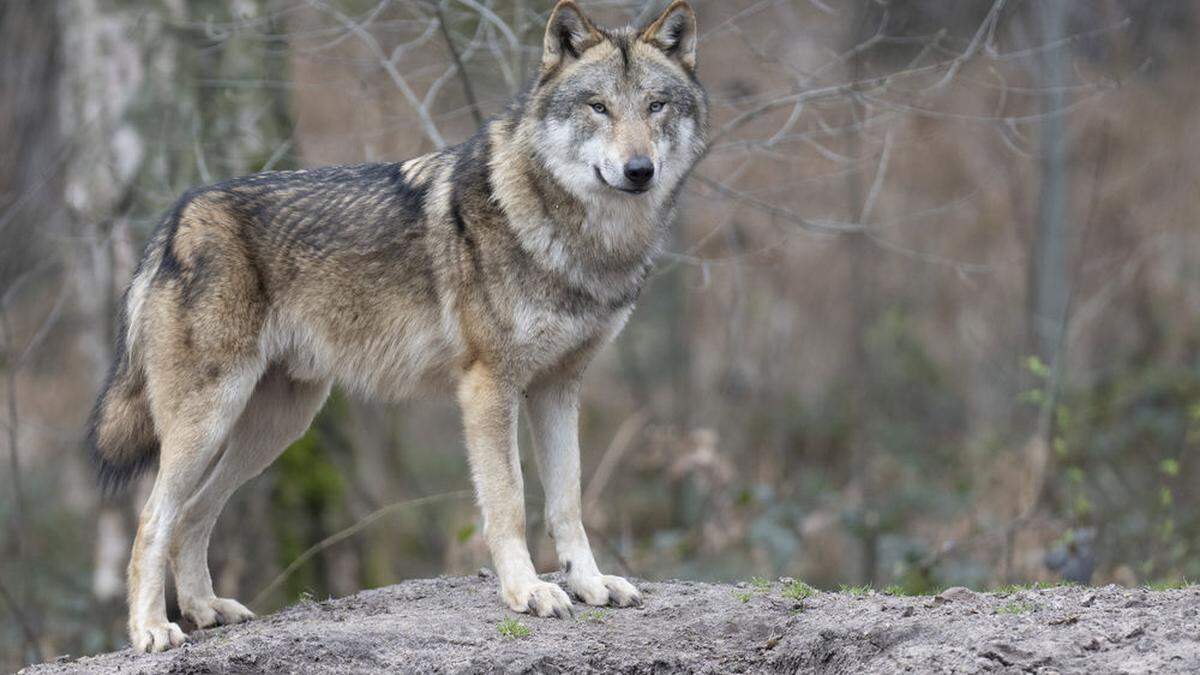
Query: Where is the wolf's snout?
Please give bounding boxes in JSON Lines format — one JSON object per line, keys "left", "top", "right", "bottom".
{"left": 623, "top": 156, "right": 655, "bottom": 187}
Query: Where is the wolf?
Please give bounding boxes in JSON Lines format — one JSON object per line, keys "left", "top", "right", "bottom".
{"left": 87, "top": 0, "right": 707, "bottom": 653}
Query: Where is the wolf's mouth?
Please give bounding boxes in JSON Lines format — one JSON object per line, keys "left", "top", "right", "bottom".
{"left": 594, "top": 166, "right": 650, "bottom": 195}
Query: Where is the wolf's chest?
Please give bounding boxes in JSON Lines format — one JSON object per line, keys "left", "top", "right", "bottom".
{"left": 507, "top": 297, "right": 617, "bottom": 372}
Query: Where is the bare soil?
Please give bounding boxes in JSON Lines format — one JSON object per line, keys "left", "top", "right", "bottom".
{"left": 22, "top": 574, "right": 1200, "bottom": 674}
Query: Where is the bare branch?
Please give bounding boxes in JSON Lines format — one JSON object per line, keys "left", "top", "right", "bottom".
{"left": 251, "top": 490, "right": 474, "bottom": 610}
{"left": 929, "top": 0, "right": 1007, "bottom": 91}
{"left": 455, "top": 0, "right": 519, "bottom": 52}
{"left": 435, "top": 1, "right": 483, "bottom": 126}
{"left": 692, "top": 173, "right": 865, "bottom": 236}
{"left": 858, "top": 127, "right": 894, "bottom": 224}
{"left": 307, "top": 0, "right": 447, "bottom": 149}
{"left": 0, "top": 575, "right": 42, "bottom": 663}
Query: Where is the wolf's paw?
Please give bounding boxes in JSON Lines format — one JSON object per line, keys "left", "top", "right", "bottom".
{"left": 131, "top": 621, "right": 186, "bottom": 653}
{"left": 182, "top": 596, "right": 255, "bottom": 629}
{"left": 570, "top": 574, "right": 642, "bottom": 608}
{"left": 504, "top": 579, "right": 574, "bottom": 618}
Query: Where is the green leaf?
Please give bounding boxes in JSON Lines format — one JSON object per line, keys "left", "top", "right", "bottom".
{"left": 497, "top": 618, "right": 531, "bottom": 639}
{"left": 781, "top": 580, "right": 817, "bottom": 600}
{"left": 1160, "top": 458, "right": 1181, "bottom": 477}
{"left": 1018, "top": 389, "right": 1045, "bottom": 405}
{"left": 1024, "top": 355, "right": 1050, "bottom": 379}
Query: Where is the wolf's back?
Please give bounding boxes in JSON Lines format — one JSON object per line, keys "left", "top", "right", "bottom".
{"left": 84, "top": 164, "right": 429, "bottom": 491}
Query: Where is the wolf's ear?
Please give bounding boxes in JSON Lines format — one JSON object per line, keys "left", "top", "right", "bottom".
{"left": 541, "top": 1, "right": 603, "bottom": 74}
{"left": 640, "top": 0, "right": 697, "bottom": 70}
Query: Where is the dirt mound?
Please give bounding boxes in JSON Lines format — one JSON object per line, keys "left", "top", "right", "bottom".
{"left": 22, "top": 575, "right": 1200, "bottom": 673}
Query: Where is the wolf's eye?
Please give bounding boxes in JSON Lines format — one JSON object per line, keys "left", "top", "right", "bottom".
{"left": 590, "top": 102, "right": 608, "bottom": 115}
{"left": 648, "top": 101, "right": 667, "bottom": 113}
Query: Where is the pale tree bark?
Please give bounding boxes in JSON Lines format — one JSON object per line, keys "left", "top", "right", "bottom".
{"left": 1020, "top": 1, "right": 1073, "bottom": 520}
{"left": 0, "top": 0, "right": 63, "bottom": 661}
{"left": 56, "top": 0, "right": 181, "bottom": 617}
{"left": 1030, "top": 2, "right": 1072, "bottom": 367}
{"left": 842, "top": 3, "right": 881, "bottom": 588}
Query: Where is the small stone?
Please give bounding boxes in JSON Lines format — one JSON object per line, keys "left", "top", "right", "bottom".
{"left": 901, "top": 606, "right": 915, "bottom": 617}
{"left": 477, "top": 567, "right": 494, "bottom": 579}
{"left": 1080, "top": 593, "right": 1096, "bottom": 607}
{"left": 988, "top": 641, "right": 1034, "bottom": 661}
{"left": 938, "top": 586, "right": 976, "bottom": 603}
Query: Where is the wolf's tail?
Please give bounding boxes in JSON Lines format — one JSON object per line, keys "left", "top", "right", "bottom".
{"left": 87, "top": 259, "right": 160, "bottom": 493}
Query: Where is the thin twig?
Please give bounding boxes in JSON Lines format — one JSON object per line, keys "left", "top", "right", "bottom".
{"left": 308, "top": 0, "right": 447, "bottom": 148}
{"left": 929, "top": 0, "right": 1006, "bottom": 90}
{"left": 583, "top": 412, "right": 648, "bottom": 515}
{"left": 454, "top": 0, "right": 519, "bottom": 52}
{"left": 692, "top": 173, "right": 865, "bottom": 236}
{"left": 0, "top": 574, "right": 43, "bottom": 663}
{"left": 858, "top": 127, "right": 894, "bottom": 224}
{"left": 251, "top": 490, "right": 474, "bottom": 609}
{"left": 435, "top": 1, "right": 483, "bottom": 126}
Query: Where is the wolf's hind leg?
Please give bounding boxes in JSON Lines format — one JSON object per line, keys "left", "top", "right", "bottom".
{"left": 128, "top": 365, "right": 262, "bottom": 653}
{"left": 171, "top": 367, "right": 330, "bottom": 629}
{"left": 526, "top": 375, "right": 641, "bottom": 608}
{"left": 459, "top": 363, "right": 574, "bottom": 618}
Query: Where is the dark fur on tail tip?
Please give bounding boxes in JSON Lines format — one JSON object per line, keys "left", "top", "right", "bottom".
{"left": 86, "top": 300, "right": 160, "bottom": 495}
{"left": 86, "top": 425, "right": 158, "bottom": 495}
{"left": 86, "top": 369, "right": 160, "bottom": 495}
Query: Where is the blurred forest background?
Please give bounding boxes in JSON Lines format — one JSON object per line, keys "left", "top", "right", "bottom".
{"left": 3, "top": 0, "right": 1200, "bottom": 667}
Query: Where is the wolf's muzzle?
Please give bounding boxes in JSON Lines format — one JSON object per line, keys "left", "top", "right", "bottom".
{"left": 623, "top": 156, "right": 655, "bottom": 187}
{"left": 594, "top": 165, "right": 650, "bottom": 194}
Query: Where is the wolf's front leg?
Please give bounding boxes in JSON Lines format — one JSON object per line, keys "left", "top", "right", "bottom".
{"left": 526, "top": 377, "right": 642, "bottom": 608}
{"left": 458, "top": 363, "right": 573, "bottom": 618}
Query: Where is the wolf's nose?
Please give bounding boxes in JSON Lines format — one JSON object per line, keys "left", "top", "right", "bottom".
{"left": 623, "top": 156, "right": 655, "bottom": 186}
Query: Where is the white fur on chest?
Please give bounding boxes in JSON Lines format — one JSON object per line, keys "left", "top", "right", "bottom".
{"left": 511, "top": 297, "right": 599, "bottom": 369}
{"left": 509, "top": 206, "right": 660, "bottom": 304}
{"left": 509, "top": 295, "right": 631, "bottom": 376}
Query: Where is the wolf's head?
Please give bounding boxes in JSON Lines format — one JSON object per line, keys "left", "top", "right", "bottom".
{"left": 528, "top": 0, "right": 708, "bottom": 204}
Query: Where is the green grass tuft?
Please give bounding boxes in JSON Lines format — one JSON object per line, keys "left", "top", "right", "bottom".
{"left": 992, "top": 581, "right": 1072, "bottom": 594}
{"left": 498, "top": 617, "right": 531, "bottom": 639}
{"left": 781, "top": 580, "right": 817, "bottom": 601}
{"left": 580, "top": 609, "right": 609, "bottom": 623}
{"left": 733, "top": 576, "right": 775, "bottom": 603}
{"left": 882, "top": 584, "right": 937, "bottom": 597}
{"left": 1146, "top": 579, "right": 1193, "bottom": 591}
{"left": 996, "top": 600, "right": 1036, "bottom": 615}
{"left": 839, "top": 584, "right": 872, "bottom": 597}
